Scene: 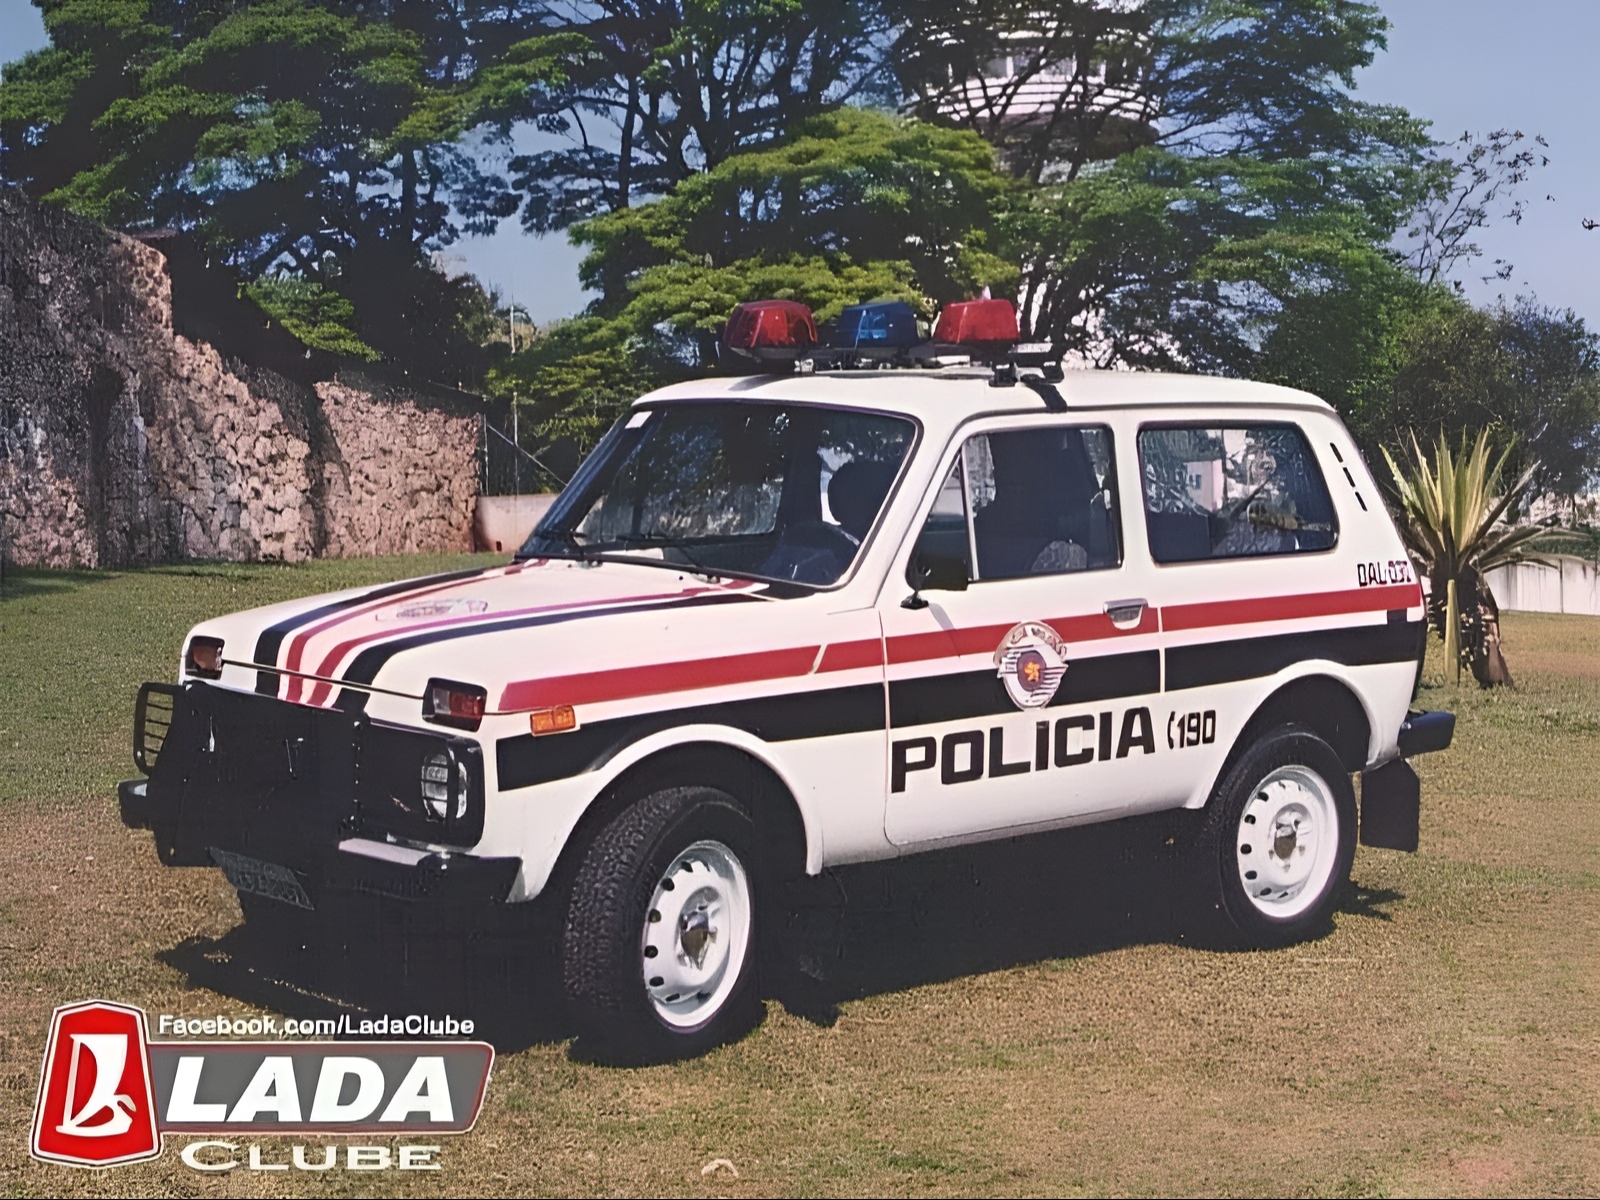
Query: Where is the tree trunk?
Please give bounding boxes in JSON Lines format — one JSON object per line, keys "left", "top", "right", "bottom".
{"left": 1468, "top": 580, "right": 1514, "bottom": 688}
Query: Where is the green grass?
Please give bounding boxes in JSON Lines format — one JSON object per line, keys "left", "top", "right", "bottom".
{"left": 1, "top": 565, "right": 1598, "bottom": 1196}
{"left": 0, "top": 555, "right": 491, "bottom": 806}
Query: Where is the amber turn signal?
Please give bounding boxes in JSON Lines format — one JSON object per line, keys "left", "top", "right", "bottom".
{"left": 530, "top": 705, "right": 577, "bottom": 736}
{"left": 185, "top": 636, "right": 225, "bottom": 678}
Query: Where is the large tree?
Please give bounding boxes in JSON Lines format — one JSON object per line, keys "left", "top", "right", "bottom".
{"left": 505, "top": 0, "right": 902, "bottom": 230}
{"left": 0, "top": 0, "right": 578, "bottom": 376}
{"left": 493, "top": 108, "right": 1015, "bottom": 451}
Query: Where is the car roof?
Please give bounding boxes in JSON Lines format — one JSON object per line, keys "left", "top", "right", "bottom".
{"left": 638, "top": 368, "right": 1334, "bottom": 430}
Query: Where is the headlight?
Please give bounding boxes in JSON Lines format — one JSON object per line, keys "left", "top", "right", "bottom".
{"left": 422, "top": 678, "right": 487, "bottom": 731}
{"left": 420, "top": 752, "right": 470, "bottom": 822}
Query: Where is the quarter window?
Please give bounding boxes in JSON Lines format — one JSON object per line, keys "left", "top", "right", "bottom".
{"left": 1139, "top": 424, "right": 1337, "bottom": 563}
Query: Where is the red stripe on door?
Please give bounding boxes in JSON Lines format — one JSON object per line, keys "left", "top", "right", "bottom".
{"left": 884, "top": 608, "right": 1154, "bottom": 666}
{"left": 1161, "top": 583, "right": 1422, "bottom": 633}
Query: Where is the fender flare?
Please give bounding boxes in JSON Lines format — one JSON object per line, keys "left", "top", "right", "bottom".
{"left": 535, "top": 723, "right": 825, "bottom": 890}
{"left": 1180, "top": 659, "right": 1384, "bottom": 810}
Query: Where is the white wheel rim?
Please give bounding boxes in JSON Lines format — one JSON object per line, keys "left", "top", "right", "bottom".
{"left": 1235, "top": 765, "right": 1339, "bottom": 920}
{"left": 640, "top": 839, "right": 752, "bottom": 1030}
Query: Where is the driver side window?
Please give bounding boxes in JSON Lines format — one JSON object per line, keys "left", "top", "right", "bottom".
{"left": 909, "top": 425, "right": 1123, "bottom": 584}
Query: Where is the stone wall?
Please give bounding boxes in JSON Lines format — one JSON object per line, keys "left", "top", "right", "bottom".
{"left": 0, "top": 188, "right": 479, "bottom": 568}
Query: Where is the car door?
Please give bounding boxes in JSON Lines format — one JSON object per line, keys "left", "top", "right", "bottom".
{"left": 878, "top": 414, "right": 1167, "bottom": 847}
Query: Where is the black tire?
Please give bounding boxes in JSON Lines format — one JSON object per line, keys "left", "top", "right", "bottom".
{"left": 562, "top": 786, "right": 763, "bottom": 1063}
{"left": 1180, "top": 725, "right": 1356, "bottom": 949}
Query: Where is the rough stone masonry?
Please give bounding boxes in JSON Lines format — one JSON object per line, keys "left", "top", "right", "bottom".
{"left": 0, "top": 187, "right": 479, "bottom": 568}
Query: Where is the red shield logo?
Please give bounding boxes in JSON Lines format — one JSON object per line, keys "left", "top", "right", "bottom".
{"left": 31, "top": 1000, "right": 161, "bottom": 1167}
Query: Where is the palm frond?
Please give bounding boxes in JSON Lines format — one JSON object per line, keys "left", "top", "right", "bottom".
{"left": 1385, "top": 427, "right": 1545, "bottom": 583}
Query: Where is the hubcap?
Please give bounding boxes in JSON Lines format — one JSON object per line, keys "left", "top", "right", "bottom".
{"left": 1235, "top": 765, "right": 1339, "bottom": 920}
{"left": 640, "top": 840, "right": 751, "bottom": 1029}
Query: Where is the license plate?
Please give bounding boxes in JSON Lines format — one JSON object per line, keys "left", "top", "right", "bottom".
{"left": 209, "top": 847, "right": 315, "bottom": 910}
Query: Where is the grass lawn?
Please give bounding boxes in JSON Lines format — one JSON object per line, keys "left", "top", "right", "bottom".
{"left": 1, "top": 557, "right": 1598, "bottom": 1197}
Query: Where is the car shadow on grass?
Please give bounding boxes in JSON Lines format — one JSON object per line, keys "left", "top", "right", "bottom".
{"left": 158, "top": 809, "right": 1404, "bottom": 1056}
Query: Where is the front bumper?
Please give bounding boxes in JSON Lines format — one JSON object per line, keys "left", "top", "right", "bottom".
{"left": 119, "top": 681, "right": 520, "bottom": 908}
{"left": 121, "top": 778, "right": 518, "bottom": 904}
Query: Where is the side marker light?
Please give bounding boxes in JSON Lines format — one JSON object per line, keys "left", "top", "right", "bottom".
{"left": 530, "top": 705, "right": 578, "bottom": 736}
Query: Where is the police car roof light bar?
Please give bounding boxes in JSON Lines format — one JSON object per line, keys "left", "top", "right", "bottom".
{"left": 830, "top": 300, "right": 921, "bottom": 353}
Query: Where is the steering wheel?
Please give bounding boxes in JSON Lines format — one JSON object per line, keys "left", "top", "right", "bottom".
{"left": 757, "top": 521, "right": 859, "bottom": 585}
{"left": 779, "top": 520, "right": 859, "bottom": 558}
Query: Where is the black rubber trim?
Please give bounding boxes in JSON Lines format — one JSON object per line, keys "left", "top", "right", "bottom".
{"left": 888, "top": 649, "right": 1160, "bottom": 729}
{"left": 495, "top": 682, "right": 885, "bottom": 791}
{"left": 252, "top": 567, "right": 492, "bottom": 695}
{"left": 1165, "top": 620, "right": 1425, "bottom": 691}
{"left": 1398, "top": 709, "right": 1455, "bottom": 756}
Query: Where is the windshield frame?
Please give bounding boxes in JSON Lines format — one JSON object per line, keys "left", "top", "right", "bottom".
{"left": 516, "top": 398, "right": 923, "bottom": 592}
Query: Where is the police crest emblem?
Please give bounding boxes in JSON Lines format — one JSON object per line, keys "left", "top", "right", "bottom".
{"left": 994, "top": 621, "right": 1069, "bottom": 710}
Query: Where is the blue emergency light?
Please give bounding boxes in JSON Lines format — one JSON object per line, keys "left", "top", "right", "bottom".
{"left": 829, "top": 300, "right": 920, "bottom": 351}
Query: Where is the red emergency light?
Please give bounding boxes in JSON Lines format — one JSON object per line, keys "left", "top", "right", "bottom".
{"left": 724, "top": 299, "right": 818, "bottom": 361}
{"left": 932, "top": 298, "right": 1019, "bottom": 348}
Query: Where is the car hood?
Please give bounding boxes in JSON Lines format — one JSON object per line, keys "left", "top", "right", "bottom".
{"left": 193, "top": 558, "right": 796, "bottom": 712}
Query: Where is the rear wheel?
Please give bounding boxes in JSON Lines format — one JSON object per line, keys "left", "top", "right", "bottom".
{"left": 1183, "top": 726, "right": 1356, "bottom": 948}
{"left": 562, "top": 787, "right": 762, "bottom": 1062}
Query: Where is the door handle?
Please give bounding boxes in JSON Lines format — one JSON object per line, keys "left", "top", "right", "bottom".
{"left": 1104, "top": 598, "right": 1147, "bottom": 629}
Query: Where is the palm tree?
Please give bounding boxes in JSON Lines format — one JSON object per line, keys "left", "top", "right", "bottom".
{"left": 1382, "top": 431, "right": 1550, "bottom": 686}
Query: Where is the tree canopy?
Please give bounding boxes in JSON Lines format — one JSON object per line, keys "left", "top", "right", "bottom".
{"left": 5, "top": 0, "right": 1598, "bottom": 504}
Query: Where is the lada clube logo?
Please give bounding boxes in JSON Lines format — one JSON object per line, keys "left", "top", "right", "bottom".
{"left": 30, "top": 999, "right": 493, "bottom": 1172}
{"left": 31, "top": 1001, "right": 160, "bottom": 1168}
{"left": 994, "top": 621, "right": 1069, "bottom": 710}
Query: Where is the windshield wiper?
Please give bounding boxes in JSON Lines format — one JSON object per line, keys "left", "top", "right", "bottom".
{"left": 528, "top": 528, "right": 590, "bottom": 560}
{"left": 613, "top": 532, "right": 718, "bottom": 579}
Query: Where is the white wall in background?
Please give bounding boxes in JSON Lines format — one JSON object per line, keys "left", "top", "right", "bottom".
{"left": 1486, "top": 555, "right": 1600, "bottom": 616}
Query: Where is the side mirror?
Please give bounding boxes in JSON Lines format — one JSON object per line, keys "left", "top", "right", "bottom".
{"left": 904, "top": 552, "right": 969, "bottom": 609}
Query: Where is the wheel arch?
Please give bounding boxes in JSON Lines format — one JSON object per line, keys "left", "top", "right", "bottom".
{"left": 538, "top": 729, "right": 816, "bottom": 912}
{"left": 1223, "top": 670, "right": 1374, "bottom": 785}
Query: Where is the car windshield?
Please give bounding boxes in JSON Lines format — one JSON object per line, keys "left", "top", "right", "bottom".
{"left": 519, "top": 402, "right": 916, "bottom": 586}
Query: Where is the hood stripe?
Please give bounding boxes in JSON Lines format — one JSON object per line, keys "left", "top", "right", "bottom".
{"left": 299, "top": 580, "right": 759, "bottom": 708}
{"left": 281, "top": 570, "right": 529, "bottom": 702}
{"left": 326, "top": 592, "right": 760, "bottom": 711}
{"left": 252, "top": 567, "right": 493, "bottom": 695}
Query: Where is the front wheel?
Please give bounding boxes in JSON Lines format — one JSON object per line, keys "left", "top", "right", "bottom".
{"left": 562, "top": 787, "right": 762, "bottom": 1062}
{"left": 1183, "top": 726, "right": 1356, "bottom": 948}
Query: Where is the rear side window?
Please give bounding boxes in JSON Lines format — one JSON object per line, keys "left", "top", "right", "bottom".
{"left": 1139, "top": 424, "right": 1337, "bottom": 563}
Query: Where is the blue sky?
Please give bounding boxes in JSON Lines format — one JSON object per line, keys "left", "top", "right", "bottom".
{"left": 3, "top": 0, "right": 1596, "bottom": 327}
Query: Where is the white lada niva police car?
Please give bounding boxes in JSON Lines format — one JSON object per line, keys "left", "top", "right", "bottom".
{"left": 121, "top": 298, "right": 1453, "bottom": 1059}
